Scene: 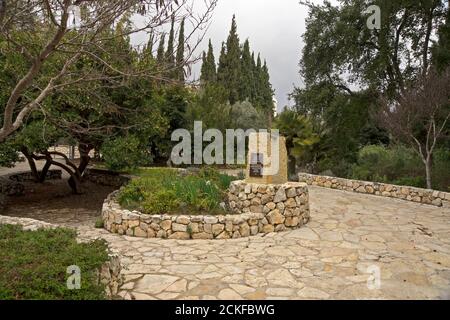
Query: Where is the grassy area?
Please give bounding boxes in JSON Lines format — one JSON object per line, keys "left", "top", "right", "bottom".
{"left": 0, "top": 224, "right": 109, "bottom": 300}
{"left": 118, "top": 167, "right": 237, "bottom": 215}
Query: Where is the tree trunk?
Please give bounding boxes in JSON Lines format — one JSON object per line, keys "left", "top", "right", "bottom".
{"left": 77, "top": 143, "right": 92, "bottom": 175}
{"left": 38, "top": 160, "right": 51, "bottom": 183}
{"left": 22, "top": 149, "right": 40, "bottom": 182}
{"left": 425, "top": 156, "right": 432, "bottom": 189}
{"left": 67, "top": 143, "right": 92, "bottom": 193}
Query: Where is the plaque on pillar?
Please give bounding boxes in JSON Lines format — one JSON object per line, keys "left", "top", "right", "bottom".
{"left": 245, "top": 131, "right": 288, "bottom": 184}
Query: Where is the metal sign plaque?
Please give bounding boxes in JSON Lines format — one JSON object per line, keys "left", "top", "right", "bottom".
{"left": 249, "top": 153, "right": 264, "bottom": 177}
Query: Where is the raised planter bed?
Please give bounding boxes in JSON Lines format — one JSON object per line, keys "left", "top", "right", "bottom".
{"left": 101, "top": 180, "right": 310, "bottom": 240}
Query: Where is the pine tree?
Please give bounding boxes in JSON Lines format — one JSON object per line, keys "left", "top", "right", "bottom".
{"left": 176, "top": 18, "right": 185, "bottom": 82}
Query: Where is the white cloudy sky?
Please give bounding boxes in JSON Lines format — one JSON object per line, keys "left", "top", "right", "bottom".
{"left": 132, "top": 0, "right": 330, "bottom": 112}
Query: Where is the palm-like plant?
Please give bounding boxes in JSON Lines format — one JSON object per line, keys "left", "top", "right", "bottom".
{"left": 274, "top": 109, "right": 319, "bottom": 176}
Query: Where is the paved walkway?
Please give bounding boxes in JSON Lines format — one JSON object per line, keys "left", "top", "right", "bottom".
{"left": 75, "top": 186, "right": 450, "bottom": 300}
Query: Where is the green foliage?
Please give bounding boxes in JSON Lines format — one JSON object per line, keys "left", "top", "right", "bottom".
{"left": 0, "top": 224, "right": 109, "bottom": 300}
{"left": 349, "top": 145, "right": 450, "bottom": 191}
{"left": 0, "top": 140, "right": 20, "bottom": 167}
{"left": 200, "top": 16, "right": 274, "bottom": 115}
{"left": 176, "top": 18, "right": 186, "bottom": 81}
{"left": 95, "top": 219, "right": 104, "bottom": 229}
{"left": 229, "top": 100, "right": 268, "bottom": 130}
{"left": 274, "top": 109, "right": 319, "bottom": 158}
{"left": 117, "top": 168, "right": 236, "bottom": 215}
{"left": 291, "top": 0, "right": 447, "bottom": 181}
{"left": 432, "top": 6, "right": 450, "bottom": 72}
{"left": 14, "top": 121, "right": 65, "bottom": 153}
{"left": 200, "top": 40, "right": 217, "bottom": 84}
{"left": 431, "top": 148, "right": 450, "bottom": 192}
{"left": 101, "top": 135, "right": 150, "bottom": 171}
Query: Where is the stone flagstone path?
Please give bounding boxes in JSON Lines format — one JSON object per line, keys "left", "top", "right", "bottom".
{"left": 76, "top": 186, "right": 450, "bottom": 300}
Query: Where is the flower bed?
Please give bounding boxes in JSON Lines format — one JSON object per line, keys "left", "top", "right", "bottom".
{"left": 116, "top": 168, "right": 236, "bottom": 216}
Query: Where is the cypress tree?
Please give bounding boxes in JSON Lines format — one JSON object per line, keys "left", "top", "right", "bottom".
{"left": 223, "top": 15, "right": 241, "bottom": 104}
{"left": 176, "top": 18, "right": 185, "bottom": 81}
{"left": 200, "top": 39, "right": 217, "bottom": 84}
{"left": 217, "top": 42, "right": 227, "bottom": 83}
{"left": 206, "top": 39, "right": 216, "bottom": 82}
{"left": 239, "top": 39, "right": 253, "bottom": 101}
{"left": 261, "top": 60, "right": 274, "bottom": 113}
{"left": 165, "top": 15, "right": 175, "bottom": 77}
{"left": 254, "top": 53, "right": 263, "bottom": 106}
{"left": 200, "top": 51, "right": 208, "bottom": 83}
{"left": 145, "top": 31, "right": 154, "bottom": 59}
{"left": 156, "top": 33, "right": 166, "bottom": 68}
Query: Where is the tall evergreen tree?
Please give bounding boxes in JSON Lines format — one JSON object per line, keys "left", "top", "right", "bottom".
{"left": 261, "top": 60, "right": 274, "bottom": 113}
{"left": 217, "top": 15, "right": 241, "bottom": 104}
{"left": 165, "top": 15, "right": 175, "bottom": 76}
{"left": 198, "top": 15, "right": 274, "bottom": 114}
{"left": 145, "top": 31, "right": 155, "bottom": 59}
{"left": 217, "top": 42, "right": 227, "bottom": 83}
{"left": 176, "top": 18, "right": 185, "bottom": 81}
{"left": 239, "top": 39, "right": 254, "bottom": 101}
{"left": 156, "top": 33, "right": 166, "bottom": 68}
{"left": 200, "top": 39, "right": 217, "bottom": 84}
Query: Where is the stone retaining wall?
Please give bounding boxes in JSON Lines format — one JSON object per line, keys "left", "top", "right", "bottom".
{"left": 7, "top": 169, "right": 62, "bottom": 182}
{"left": 102, "top": 181, "right": 310, "bottom": 240}
{"left": 298, "top": 173, "right": 450, "bottom": 207}
{"left": 0, "top": 215, "right": 123, "bottom": 298}
{"left": 83, "top": 168, "right": 131, "bottom": 187}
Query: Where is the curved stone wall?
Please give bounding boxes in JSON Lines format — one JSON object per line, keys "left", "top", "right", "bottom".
{"left": 102, "top": 181, "right": 310, "bottom": 240}
{"left": 298, "top": 173, "right": 450, "bottom": 207}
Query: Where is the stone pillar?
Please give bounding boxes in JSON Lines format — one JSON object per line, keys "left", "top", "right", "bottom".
{"left": 245, "top": 131, "right": 288, "bottom": 184}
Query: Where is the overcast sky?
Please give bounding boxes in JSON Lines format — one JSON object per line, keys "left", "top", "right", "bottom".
{"left": 131, "top": 0, "right": 328, "bottom": 112}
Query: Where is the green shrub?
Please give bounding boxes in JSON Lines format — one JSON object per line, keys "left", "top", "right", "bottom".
{"left": 117, "top": 167, "right": 236, "bottom": 215}
{"left": 351, "top": 145, "right": 427, "bottom": 188}
{"left": 432, "top": 148, "right": 450, "bottom": 192}
{"left": 101, "top": 135, "right": 150, "bottom": 172}
{"left": 94, "top": 218, "right": 104, "bottom": 229}
{"left": 0, "top": 224, "right": 109, "bottom": 300}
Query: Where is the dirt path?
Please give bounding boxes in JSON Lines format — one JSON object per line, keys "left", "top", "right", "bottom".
{"left": 2, "top": 179, "right": 115, "bottom": 228}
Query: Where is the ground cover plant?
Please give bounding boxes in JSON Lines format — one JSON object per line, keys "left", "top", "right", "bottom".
{"left": 0, "top": 224, "right": 109, "bottom": 300}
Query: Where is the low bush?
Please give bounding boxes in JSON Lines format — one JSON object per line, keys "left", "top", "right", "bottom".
{"left": 351, "top": 145, "right": 449, "bottom": 191}
{"left": 117, "top": 167, "right": 236, "bottom": 215}
{"left": 0, "top": 224, "right": 109, "bottom": 300}
{"left": 100, "top": 135, "right": 151, "bottom": 172}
